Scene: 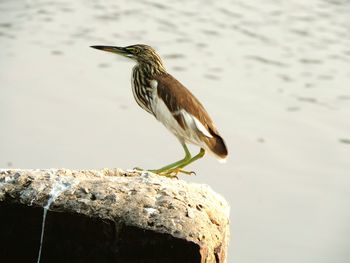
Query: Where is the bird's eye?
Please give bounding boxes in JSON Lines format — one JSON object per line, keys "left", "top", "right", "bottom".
{"left": 126, "top": 47, "right": 139, "bottom": 54}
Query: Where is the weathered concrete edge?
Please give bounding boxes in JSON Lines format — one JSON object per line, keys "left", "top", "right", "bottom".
{"left": 0, "top": 168, "right": 230, "bottom": 263}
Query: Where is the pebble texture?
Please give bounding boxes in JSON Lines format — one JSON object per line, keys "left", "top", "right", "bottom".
{"left": 0, "top": 169, "right": 230, "bottom": 263}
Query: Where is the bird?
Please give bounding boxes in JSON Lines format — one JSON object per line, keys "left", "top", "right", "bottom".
{"left": 91, "top": 44, "right": 228, "bottom": 177}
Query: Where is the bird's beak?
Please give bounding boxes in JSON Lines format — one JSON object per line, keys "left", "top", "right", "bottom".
{"left": 90, "top": 45, "right": 131, "bottom": 57}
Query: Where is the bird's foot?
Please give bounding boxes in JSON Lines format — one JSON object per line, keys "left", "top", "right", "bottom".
{"left": 174, "top": 168, "right": 196, "bottom": 176}
{"left": 157, "top": 167, "right": 196, "bottom": 178}
{"left": 133, "top": 166, "right": 195, "bottom": 178}
{"left": 132, "top": 167, "right": 177, "bottom": 178}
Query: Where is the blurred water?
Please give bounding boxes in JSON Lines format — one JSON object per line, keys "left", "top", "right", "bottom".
{"left": 1, "top": 0, "right": 350, "bottom": 262}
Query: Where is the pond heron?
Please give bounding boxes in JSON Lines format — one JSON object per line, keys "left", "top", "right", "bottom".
{"left": 91, "top": 44, "right": 228, "bottom": 177}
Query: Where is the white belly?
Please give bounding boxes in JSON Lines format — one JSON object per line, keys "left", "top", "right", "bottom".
{"left": 151, "top": 92, "right": 208, "bottom": 149}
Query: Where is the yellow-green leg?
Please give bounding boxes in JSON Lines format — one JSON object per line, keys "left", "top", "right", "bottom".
{"left": 177, "top": 148, "right": 206, "bottom": 170}
{"left": 150, "top": 143, "right": 192, "bottom": 174}
{"left": 153, "top": 147, "right": 206, "bottom": 177}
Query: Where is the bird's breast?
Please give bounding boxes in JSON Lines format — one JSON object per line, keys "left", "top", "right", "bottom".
{"left": 130, "top": 72, "right": 154, "bottom": 114}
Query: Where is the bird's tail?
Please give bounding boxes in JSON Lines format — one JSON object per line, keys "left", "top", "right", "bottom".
{"left": 205, "top": 131, "right": 228, "bottom": 162}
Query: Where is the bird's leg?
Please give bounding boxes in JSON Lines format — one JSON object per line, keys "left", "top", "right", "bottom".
{"left": 150, "top": 143, "right": 192, "bottom": 175}
{"left": 158, "top": 148, "right": 206, "bottom": 177}
{"left": 167, "top": 148, "right": 206, "bottom": 175}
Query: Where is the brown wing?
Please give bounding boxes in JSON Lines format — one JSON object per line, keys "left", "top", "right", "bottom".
{"left": 154, "top": 73, "right": 228, "bottom": 159}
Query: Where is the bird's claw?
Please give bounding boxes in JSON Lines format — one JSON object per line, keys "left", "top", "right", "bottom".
{"left": 181, "top": 170, "right": 196, "bottom": 176}
{"left": 149, "top": 169, "right": 178, "bottom": 179}
{"left": 159, "top": 168, "right": 196, "bottom": 178}
{"left": 134, "top": 166, "right": 195, "bottom": 178}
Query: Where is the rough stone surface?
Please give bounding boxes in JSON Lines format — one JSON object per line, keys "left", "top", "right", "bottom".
{"left": 0, "top": 169, "right": 230, "bottom": 263}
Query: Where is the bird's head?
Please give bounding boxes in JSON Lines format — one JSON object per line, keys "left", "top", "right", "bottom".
{"left": 91, "top": 44, "right": 165, "bottom": 71}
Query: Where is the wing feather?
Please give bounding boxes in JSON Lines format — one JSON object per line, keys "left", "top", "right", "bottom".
{"left": 154, "top": 73, "right": 228, "bottom": 159}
